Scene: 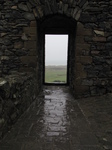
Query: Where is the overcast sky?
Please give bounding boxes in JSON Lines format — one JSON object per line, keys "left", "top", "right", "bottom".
{"left": 45, "top": 35, "right": 68, "bottom": 66}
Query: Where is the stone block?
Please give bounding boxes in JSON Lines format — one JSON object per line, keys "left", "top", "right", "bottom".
{"left": 18, "top": 3, "right": 29, "bottom": 12}
{"left": 79, "top": 12, "right": 97, "bottom": 23}
{"left": 107, "top": 36, "right": 112, "bottom": 42}
{"left": 21, "top": 33, "right": 28, "bottom": 41}
{"left": 0, "top": 118, "right": 5, "bottom": 128}
{"left": 76, "top": 56, "right": 92, "bottom": 64}
{"left": 74, "top": 77, "right": 82, "bottom": 86}
{"left": 94, "top": 30, "right": 105, "bottom": 36}
{"left": 84, "top": 36, "right": 92, "bottom": 42}
{"left": 80, "top": 0, "right": 88, "bottom": 7}
{"left": 74, "top": 85, "right": 89, "bottom": 95}
{"left": 0, "top": 104, "right": 2, "bottom": 114}
{"left": 28, "top": 36, "right": 37, "bottom": 41}
{"left": 96, "top": 43, "right": 106, "bottom": 50}
{"left": 14, "top": 41, "right": 24, "bottom": 49}
{"left": 93, "top": 37, "right": 106, "bottom": 42}
{"left": 82, "top": 50, "right": 90, "bottom": 56}
{"left": 1, "top": 56, "right": 10, "bottom": 61}
{"left": 75, "top": 9, "right": 82, "bottom": 21}
{"left": 11, "top": 6, "right": 17, "bottom": 9}
{"left": 0, "top": 33, "right": 8, "bottom": 37}
{"left": 76, "top": 22, "right": 92, "bottom": 36}
{"left": 75, "top": 46, "right": 83, "bottom": 56}
{"left": 24, "top": 41, "right": 37, "bottom": 49}
{"left": 23, "top": 27, "right": 37, "bottom": 36}
{"left": 28, "top": 49, "right": 37, "bottom": 56}
{"left": 20, "top": 56, "right": 37, "bottom": 67}
{"left": 24, "top": 12, "right": 35, "bottom": 21}
{"left": 75, "top": 36, "right": 85, "bottom": 44}
{"left": 36, "top": 6, "right": 44, "bottom": 18}
{"left": 30, "top": 21, "right": 37, "bottom": 27}
{"left": 76, "top": 43, "right": 90, "bottom": 49}
{"left": 19, "top": 67, "right": 35, "bottom": 72}
{"left": 27, "top": 2, "right": 33, "bottom": 11}
{"left": 75, "top": 63, "right": 84, "bottom": 71}
{"left": 75, "top": 44, "right": 90, "bottom": 56}
{"left": 33, "top": 9, "right": 38, "bottom": 18}
{"left": 75, "top": 71, "right": 87, "bottom": 78}
{"left": 91, "top": 51, "right": 100, "bottom": 55}
{"left": 63, "top": 4, "right": 68, "bottom": 13}
{"left": 82, "top": 79, "right": 93, "bottom": 86}
{"left": 11, "top": 112, "right": 17, "bottom": 121}
{"left": 21, "top": 33, "right": 37, "bottom": 41}
{"left": 90, "top": 86, "right": 97, "bottom": 95}
{"left": 106, "top": 43, "right": 112, "bottom": 50}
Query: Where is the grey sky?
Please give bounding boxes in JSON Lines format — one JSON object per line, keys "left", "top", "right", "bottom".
{"left": 45, "top": 34, "right": 68, "bottom": 66}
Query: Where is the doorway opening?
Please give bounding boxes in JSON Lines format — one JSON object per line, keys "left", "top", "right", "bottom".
{"left": 44, "top": 34, "right": 69, "bottom": 84}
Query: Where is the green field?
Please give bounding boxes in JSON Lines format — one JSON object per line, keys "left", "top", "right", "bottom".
{"left": 45, "top": 66, "right": 67, "bottom": 83}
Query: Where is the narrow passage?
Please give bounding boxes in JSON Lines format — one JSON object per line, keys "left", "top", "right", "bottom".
{"left": 0, "top": 86, "right": 102, "bottom": 150}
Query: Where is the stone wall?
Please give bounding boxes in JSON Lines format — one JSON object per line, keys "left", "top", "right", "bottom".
{"left": 0, "top": 0, "right": 112, "bottom": 138}
{"left": 74, "top": 0, "right": 112, "bottom": 97}
{"left": 0, "top": 0, "right": 39, "bottom": 75}
{"left": 0, "top": 0, "right": 41, "bottom": 138}
{"left": 1, "top": 0, "right": 111, "bottom": 98}
{"left": 0, "top": 73, "right": 40, "bottom": 139}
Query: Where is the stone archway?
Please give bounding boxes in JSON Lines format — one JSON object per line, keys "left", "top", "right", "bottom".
{"left": 1, "top": 0, "right": 112, "bottom": 139}
{"left": 37, "top": 14, "right": 77, "bottom": 87}
{"left": 1, "top": 0, "right": 111, "bottom": 99}
{"left": 30, "top": 0, "right": 88, "bottom": 21}
{"left": 22, "top": 0, "right": 90, "bottom": 97}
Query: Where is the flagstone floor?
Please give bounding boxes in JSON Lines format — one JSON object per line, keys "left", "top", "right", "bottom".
{"left": 0, "top": 86, "right": 112, "bottom": 150}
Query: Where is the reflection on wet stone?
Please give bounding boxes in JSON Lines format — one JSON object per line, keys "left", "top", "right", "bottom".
{"left": 43, "top": 88, "right": 68, "bottom": 140}
{"left": 0, "top": 86, "right": 103, "bottom": 150}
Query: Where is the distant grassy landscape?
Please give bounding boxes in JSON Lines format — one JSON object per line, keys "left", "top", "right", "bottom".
{"left": 45, "top": 65, "right": 67, "bottom": 83}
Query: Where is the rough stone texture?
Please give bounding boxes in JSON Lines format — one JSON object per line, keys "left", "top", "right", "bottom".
{"left": 0, "top": 0, "right": 111, "bottom": 97}
{"left": 78, "top": 93, "right": 112, "bottom": 150}
{"left": 0, "top": 86, "right": 105, "bottom": 150}
{"left": 0, "top": 73, "right": 40, "bottom": 139}
{"left": 0, "top": 1, "right": 41, "bottom": 139}
{"left": 0, "top": 0, "right": 112, "bottom": 138}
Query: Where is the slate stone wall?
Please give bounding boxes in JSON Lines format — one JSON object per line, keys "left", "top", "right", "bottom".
{"left": 0, "top": 0, "right": 39, "bottom": 75}
{"left": 0, "top": 0, "right": 112, "bottom": 138}
{"left": 0, "top": 0, "right": 41, "bottom": 138}
{"left": 76, "top": 0, "right": 112, "bottom": 97}
{"left": 0, "top": 73, "right": 40, "bottom": 139}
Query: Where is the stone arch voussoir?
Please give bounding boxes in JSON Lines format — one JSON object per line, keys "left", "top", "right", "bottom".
{"left": 30, "top": 0, "right": 88, "bottom": 21}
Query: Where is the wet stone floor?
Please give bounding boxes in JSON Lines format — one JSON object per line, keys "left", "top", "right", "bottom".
{"left": 0, "top": 86, "right": 112, "bottom": 150}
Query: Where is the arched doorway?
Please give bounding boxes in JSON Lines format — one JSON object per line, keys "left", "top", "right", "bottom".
{"left": 37, "top": 15, "right": 77, "bottom": 87}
